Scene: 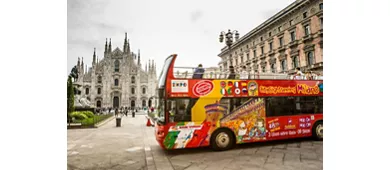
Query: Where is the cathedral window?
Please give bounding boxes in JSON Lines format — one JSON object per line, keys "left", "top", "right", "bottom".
{"left": 97, "top": 76, "right": 102, "bottom": 84}
{"left": 114, "top": 60, "right": 120, "bottom": 72}
{"left": 142, "top": 88, "right": 146, "bottom": 94}
{"left": 85, "top": 88, "right": 89, "bottom": 95}
{"left": 131, "top": 87, "right": 135, "bottom": 94}
{"left": 114, "top": 79, "right": 119, "bottom": 86}
{"left": 97, "top": 88, "right": 101, "bottom": 94}
{"left": 131, "top": 76, "right": 135, "bottom": 84}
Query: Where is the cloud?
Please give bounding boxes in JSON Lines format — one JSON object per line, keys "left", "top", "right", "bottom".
{"left": 190, "top": 10, "right": 203, "bottom": 23}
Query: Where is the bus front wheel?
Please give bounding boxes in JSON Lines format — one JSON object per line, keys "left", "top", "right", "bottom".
{"left": 312, "top": 121, "right": 323, "bottom": 140}
{"left": 210, "top": 128, "right": 235, "bottom": 151}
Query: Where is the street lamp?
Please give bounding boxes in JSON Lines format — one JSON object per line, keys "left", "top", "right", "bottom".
{"left": 219, "top": 29, "right": 240, "bottom": 49}
{"left": 219, "top": 29, "right": 240, "bottom": 74}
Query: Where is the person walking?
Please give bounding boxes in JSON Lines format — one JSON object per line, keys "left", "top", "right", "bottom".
{"left": 227, "top": 66, "right": 236, "bottom": 79}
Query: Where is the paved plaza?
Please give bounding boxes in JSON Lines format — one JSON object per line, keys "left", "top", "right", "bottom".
{"left": 67, "top": 112, "right": 323, "bottom": 170}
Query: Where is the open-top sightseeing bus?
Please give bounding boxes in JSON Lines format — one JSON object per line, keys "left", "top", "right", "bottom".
{"left": 154, "top": 54, "right": 323, "bottom": 151}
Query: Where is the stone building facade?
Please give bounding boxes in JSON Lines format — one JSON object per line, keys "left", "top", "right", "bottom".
{"left": 73, "top": 33, "right": 158, "bottom": 109}
{"left": 218, "top": 0, "right": 323, "bottom": 75}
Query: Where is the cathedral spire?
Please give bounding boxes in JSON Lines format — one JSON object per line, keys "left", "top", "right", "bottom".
{"left": 77, "top": 57, "right": 80, "bottom": 67}
{"left": 152, "top": 60, "right": 154, "bottom": 72}
{"left": 127, "top": 39, "right": 130, "bottom": 54}
{"left": 137, "top": 49, "right": 141, "bottom": 65}
{"left": 145, "top": 62, "right": 147, "bottom": 72}
{"left": 108, "top": 38, "right": 112, "bottom": 52}
{"left": 93, "top": 48, "right": 96, "bottom": 65}
{"left": 123, "top": 32, "right": 127, "bottom": 53}
{"left": 104, "top": 38, "right": 107, "bottom": 54}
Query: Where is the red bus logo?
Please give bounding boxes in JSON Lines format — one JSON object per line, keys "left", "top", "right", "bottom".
{"left": 193, "top": 80, "right": 214, "bottom": 97}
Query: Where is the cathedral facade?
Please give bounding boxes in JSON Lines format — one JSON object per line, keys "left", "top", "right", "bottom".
{"left": 73, "top": 33, "right": 158, "bottom": 109}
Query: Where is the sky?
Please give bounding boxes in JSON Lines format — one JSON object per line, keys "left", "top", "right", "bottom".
{"left": 67, "top": 0, "right": 295, "bottom": 75}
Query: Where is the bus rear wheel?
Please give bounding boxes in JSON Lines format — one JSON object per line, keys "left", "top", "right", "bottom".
{"left": 312, "top": 121, "right": 323, "bottom": 140}
{"left": 211, "top": 128, "right": 235, "bottom": 151}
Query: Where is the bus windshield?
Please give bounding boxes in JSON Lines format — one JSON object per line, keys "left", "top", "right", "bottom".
{"left": 156, "top": 55, "right": 175, "bottom": 124}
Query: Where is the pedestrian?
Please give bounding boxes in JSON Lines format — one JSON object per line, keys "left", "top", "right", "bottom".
{"left": 192, "top": 64, "right": 205, "bottom": 79}
{"left": 227, "top": 66, "right": 236, "bottom": 79}
{"left": 294, "top": 67, "right": 303, "bottom": 80}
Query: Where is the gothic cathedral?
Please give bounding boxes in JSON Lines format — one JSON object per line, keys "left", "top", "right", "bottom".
{"left": 73, "top": 33, "right": 158, "bottom": 109}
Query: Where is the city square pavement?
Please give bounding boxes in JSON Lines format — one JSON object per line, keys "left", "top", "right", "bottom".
{"left": 68, "top": 112, "right": 323, "bottom": 170}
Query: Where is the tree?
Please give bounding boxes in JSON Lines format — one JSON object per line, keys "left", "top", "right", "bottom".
{"left": 67, "top": 76, "right": 75, "bottom": 124}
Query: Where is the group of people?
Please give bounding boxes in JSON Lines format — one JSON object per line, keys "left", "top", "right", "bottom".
{"left": 192, "top": 64, "right": 322, "bottom": 80}
{"left": 293, "top": 67, "right": 323, "bottom": 80}
{"left": 95, "top": 107, "right": 139, "bottom": 116}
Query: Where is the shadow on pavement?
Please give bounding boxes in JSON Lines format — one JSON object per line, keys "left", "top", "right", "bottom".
{"left": 163, "top": 137, "right": 317, "bottom": 156}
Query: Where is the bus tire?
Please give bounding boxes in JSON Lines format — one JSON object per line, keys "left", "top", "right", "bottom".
{"left": 210, "top": 128, "right": 235, "bottom": 151}
{"left": 312, "top": 120, "right": 323, "bottom": 141}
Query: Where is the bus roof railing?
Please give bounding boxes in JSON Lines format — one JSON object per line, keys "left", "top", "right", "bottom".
{"left": 172, "top": 67, "right": 323, "bottom": 80}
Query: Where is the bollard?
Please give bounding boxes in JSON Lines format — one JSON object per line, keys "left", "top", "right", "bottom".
{"left": 116, "top": 117, "right": 121, "bottom": 127}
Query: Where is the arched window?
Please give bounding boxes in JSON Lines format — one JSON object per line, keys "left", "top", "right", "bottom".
{"left": 142, "top": 88, "right": 146, "bottom": 94}
{"left": 142, "top": 100, "right": 146, "bottom": 107}
{"left": 292, "top": 56, "right": 299, "bottom": 69}
{"left": 114, "top": 79, "right": 119, "bottom": 86}
{"left": 96, "top": 101, "right": 101, "bottom": 108}
{"left": 97, "top": 76, "right": 102, "bottom": 84}
{"left": 97, "top": 88, "right": 101, "bottom": 94}
{"left": 261, "top": 66, "right": 266, "bottom": 73}
{"left": 131, "top": 76, "right": 135, "bottom": 84}
{"left": 85, "top": 88, "right": 89, "bottom": 95}
{"left": 271, "top": 64, "right": 276, "bottom": 73}
{"left": 114, "top": 60, "right": 120, "bottom": 72}
{"left": 131, "top": 87, "right": 135, "bottom": 94}
{"left": 307, "top": 51, "right": 314, "bottom": 66}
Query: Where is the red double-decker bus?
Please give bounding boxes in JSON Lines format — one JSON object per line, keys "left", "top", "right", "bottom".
{"left": 153, "top": 54, "right": 323, "bottom": 151}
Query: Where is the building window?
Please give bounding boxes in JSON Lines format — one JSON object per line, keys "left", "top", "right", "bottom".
{"left": 246, "top": 53, "right": 250, "bottom": 61}
{"left": 307, "top": 51, "right": 314, "bottom": 66}
{"left": 114, "top": 60, "right": 120, "bottom": 72}
{"left": 304, "top": 25, "right": 311, "bottom": 36}
{"left": 246, "top": 45, "right": 249, "bottom": 49}
{"left": 240, "top": 56, "right": 244, "bottom": 63}
{"left": 260, "top": 37, "right": 263, "bottom": 41}
{"left": 289, "top": 20, "right": 293, "bottom": 26}
{"left": 319, "top": 3, "right": 323, "bottom": 10}
{"left": 97, "top": 76, "right": 102, "bottom": 84}
{"left": 262, "top": 66, "right": 266, "bottom": 73}
{"left": 320, "top": 18, "right": 323, "bottom": 29}
{"left": 290, "top": 31, "right": 296, "bottom": 41}
{"left": 85, "top": 88, "right": 89, "bottom": 95}
{"left": 271, "top": 64, "right": 276, "bottom": 73}
{"left": 131, "top": 76, "right": 135, "bottom": 84}
{"left": 269, "top": 42, "right": 273, "bottom": 51}
{"left": 97, "top": 88, "right": 101, "bottom": 94}
{"left": 261, "top": 46, "right": 264, "bottom": 54}
{"left": 292, "top": 56, "right": 299, "bottom": 68}
{"left": 114, "top": 79, "right": 119, "bottom": 86}
{"left": 253, "top": 50, "right": 257, "bottom": 58}
{"left": 142, "top": 88, "right": 146, "bottom": 94}
{"left": 269, "top": 32, "right": 272, "bottom": 37}
{"left": 279, "top": 37, "right": 284, "bottom": 47}
{"left": 278, "top": 26, "right": 282, "bottom": 32}
{"left": 131, "top": 87, "right": 135, "bottom": 94}
{"left": 281, "top": 60, "right": 287, "bottom": 71}
{"left": 303, "top": 12, "right": 307, "bottom": 18}
{"left": 235, "top": 58, "right": 238, "bottom": 65}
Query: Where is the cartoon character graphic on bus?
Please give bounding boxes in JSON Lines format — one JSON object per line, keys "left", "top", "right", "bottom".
{"left": 249, "top": 118, "right": 266, "bottom": 139}
{"left": 237, "top": 121, "right": 247, "bottom": 143}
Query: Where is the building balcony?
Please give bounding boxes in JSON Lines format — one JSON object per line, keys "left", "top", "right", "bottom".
{"left": 289, "top": 40, "right": 298, "bottom": 48}
{"left": 111, "top": 85, "right": 122, "bottom": 90}
{"left": 268, "top": 50, "right": 275, "bottom": 56}
{"left": 277, "top": 46, "right": 286, "bottom": 52}
{"left": 259, "top": 54, "right": 266, "bottom": 60}
{"left": 303, "top": 34, "right": 314, "bottom": 43}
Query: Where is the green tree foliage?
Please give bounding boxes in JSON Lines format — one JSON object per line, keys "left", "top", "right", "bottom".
{"left": 67, "top": 76, "right": 75, "bottom": 115}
